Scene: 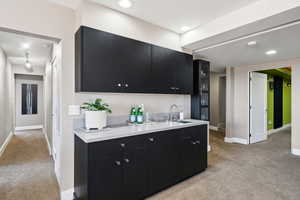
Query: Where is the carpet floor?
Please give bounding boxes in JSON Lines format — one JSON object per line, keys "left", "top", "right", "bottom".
{"left": 0, "top": 130, "right": 60, "bottom": 200}
{"left": 1, "top": 127, "right": 299, "bottom": 200}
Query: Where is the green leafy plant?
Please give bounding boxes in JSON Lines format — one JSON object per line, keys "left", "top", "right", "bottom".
{"left": 81, "top": 98, "right": 112, "bottom": 113}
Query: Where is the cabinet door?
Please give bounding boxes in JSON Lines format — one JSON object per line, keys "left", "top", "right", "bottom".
{"left": 179, "top": 125, "right": 207, "bottom": 179}
{"left": 174, "top": 52, "right": 193, "bottom": 94}
{"left": 192, "top": 125, "right": 208, "bottom": 172}
{"left": 82, "top": 27, "right": 123, "bottom": 92}
{"left": 88, "top": 154, "right": 123, "bottom": 200}
{"left": 147, "top": 130, "right": 179, "bottom": 193}
{"left": 123, "top": 136, "right": 149, "bottom": 199}
{"left": 113, "top": 36, "right": 151, "bottom": 93}
{"left": 151, "top": 46, "right": 177, "bottom": 94}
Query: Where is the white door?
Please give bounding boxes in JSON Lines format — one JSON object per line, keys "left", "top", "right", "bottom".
{"left": 250, "top": 72, "right": 268, "bottom": 144}
{"left": 51, "top": 57, "right": 61, "bottom": 171}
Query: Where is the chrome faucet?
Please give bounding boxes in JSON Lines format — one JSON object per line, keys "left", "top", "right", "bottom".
{"left": 169, "top": 104, "right": 179, "bottom": 122}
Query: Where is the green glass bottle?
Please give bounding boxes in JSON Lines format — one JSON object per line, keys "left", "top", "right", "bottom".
{"left": 137, "top": 104, "right": 144, "bottom": 124}
{"left": 129, "top": 105, "right": 137, "bottom": 123}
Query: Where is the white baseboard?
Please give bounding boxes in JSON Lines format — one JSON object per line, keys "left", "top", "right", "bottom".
{"left": 44, "top": 132, "right": 52, "bottom": 156}
{"left": 15, "top": 125, "right": 43, "bottom": 131}
{"left": 209, "top": 125, "right": 219, "bottom": 131}
{"left": 0, "top": 131, "right": 14, "bottom": 158}
{"left": 268, "top": 124, "right": 291, "bottom": 135}
{"left": 292, "top": 148, "right": 300, "bottom": 156}
{"left": 61, "top": 188, "right": 74, "bottom": 200}
{"left": 208, "top": 145, "right": 211, "bottom": 152}
{"left": 224, "top": 137, "right": 248, "bottom": 145}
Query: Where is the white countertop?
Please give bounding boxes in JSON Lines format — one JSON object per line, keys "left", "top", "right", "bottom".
{"left": 74, "top": 119, "right": 209, "bottom": 143}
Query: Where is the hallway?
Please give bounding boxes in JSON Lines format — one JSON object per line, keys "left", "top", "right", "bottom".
{"left": 0, "top": 130, "right": 59, "bottom": 200}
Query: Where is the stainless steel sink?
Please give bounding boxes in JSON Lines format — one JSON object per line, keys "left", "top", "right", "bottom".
{"left": 177, "top": 120, "right": 192, "bottom": 124}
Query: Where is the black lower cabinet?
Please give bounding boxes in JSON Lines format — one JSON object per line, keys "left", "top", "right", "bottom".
{"left": 74, "top": 125, "right": 208, "bottom": 200}
{"left": 148, "top": 130, "right": 179, "bottom": 194}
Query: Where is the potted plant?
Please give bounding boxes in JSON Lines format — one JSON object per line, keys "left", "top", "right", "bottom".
{"left": 81, "top": 99, "right": 112, "bottom": 130}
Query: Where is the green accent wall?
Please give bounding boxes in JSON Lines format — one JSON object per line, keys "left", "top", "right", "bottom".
{"left": 265, "top": 74, "right": 291, "bottom": 130}
{"left": 267, "top": 75, "right": 274, "bottom": 130}
{"left": 283, "top": 79, "right": 291, "bottom": 125}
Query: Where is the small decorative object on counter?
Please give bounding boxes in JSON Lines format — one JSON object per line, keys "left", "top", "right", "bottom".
{"left": 129, "top": 105, "right": 137, "bottom": 123}
{"left": 81, "top": 99, "right": 112, "bottom": 130}
{"left": 136, "top": 104, "right": 144, "bottom": 124}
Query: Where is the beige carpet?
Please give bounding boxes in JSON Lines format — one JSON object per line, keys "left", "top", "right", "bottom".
{"left": 1, "top": 128, "right": 300, "bottom": 200}
{"left": 0, "top": 130, "right": 60, "bottom": 200}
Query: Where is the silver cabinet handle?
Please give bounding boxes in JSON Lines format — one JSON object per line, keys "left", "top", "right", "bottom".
{"left": 170, "top": 87, "right": 176, "bottom": 90}
{"left": 124, "top": 158, "right": 130, "bottom": 163}
{"left": 149, "top": 138, "right": 154, "bottom": 142}
{"left": 120, "top": 143, "right": 126, "bottom": 148}
{"left": 115, "top": 161, "right": 121, "bottom": 166}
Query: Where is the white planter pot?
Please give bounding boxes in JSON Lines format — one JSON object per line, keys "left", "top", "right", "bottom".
{"left": 85, "top": 110, "right": 107, "bottom": 130}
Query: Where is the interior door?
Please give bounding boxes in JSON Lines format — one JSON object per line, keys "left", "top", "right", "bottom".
{"left": 250, "top": 72, "right": 268, "bottom": 144}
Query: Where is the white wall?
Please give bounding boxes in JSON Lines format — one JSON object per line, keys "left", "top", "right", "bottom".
{"left": 210, "top": 72, "right": 221, "bottom": 127}
{"left": 0, "top": 0, "right": 76, "bottom": 192}
{"left": 226, "top": 59, "right": 300, "bottom": 153}
{"left": 13, "top": 64, "right": 45, "bottom": 76}
{"left": 75, "top": 1, "right": 191, "bottom": 117}
{"left": 15, "top": 74, "right": 44, "bottom": 128}
{"left": 44, "top": 62, "right": 53, "bottom": 152}
{"left": 78, "top": 1, "right": 182, "bottom": 51}
{"left": 292, "top": 63, "right": 300, "bottom": 153}
{"left": 0, "top": 47, "right": 14, "bottom": 148}
{"left": 1, "top": 0, "right": 188, "bottom": 194}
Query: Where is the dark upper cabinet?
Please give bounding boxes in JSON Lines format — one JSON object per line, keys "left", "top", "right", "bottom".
{"left": 76, "top": 26, "right": 151, "bottom": 93}
{"left": 192, "top": 60, "right": 210, "bottom": 121}
{"left": 75, "top": 26, "right": 193, "bottom": 94}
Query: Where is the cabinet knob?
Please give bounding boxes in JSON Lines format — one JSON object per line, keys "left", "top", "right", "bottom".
{"left": 191, "top": 141, "right": 196, "bottom": 145}
{"left": 124, "top": 158, "right": 130, "bottom": 163}
{"left": 120, "top": 143, "right": 126, "bottom": 148}
{"left": 115, "top": 161, "right": 121, "bottom": 166}
{"left": 149, "top": 138, "right": 154, "bottom": 142}
{"left": 170, "top": 87, "right": 176, "bottom": 90}
{"left": 196, "top": 140, "right": 200, "bottom": 144}
{"left": 125, "top": 84, "right": 129, "bottom": 87}
{"left": 117, "top": 83, "right": 122, "bottom": 87}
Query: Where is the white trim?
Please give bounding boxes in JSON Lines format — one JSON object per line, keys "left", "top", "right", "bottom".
{"left": 15, "top": 125, "right": 43, "bottom": 131}
{"left": 61, "top": 188, "right": 74, "bottom": 200}
{"left": 43, "top": 131, "right": 52, "bottom": 155}
{"left": 208, "top": 145, "right": 211, "bottom": 152}
{"left": 292, "top": 149, "right": 300, "bottom": 156}
{"left": 209, "top": 125, "right": 219, "bottom": 131}
{"left": 0, "top": 131, "right": 14, "bottom": 157}
{"left": 268, "top": 124, "right": 291, "bottom": 135}
{"left": 224, "top": 137, "right": 249, "bottom": 145}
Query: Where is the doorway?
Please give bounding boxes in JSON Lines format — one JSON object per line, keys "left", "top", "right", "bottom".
{"left": 249, "top": 67, "right": 292, "bottom": 144}
{"left": 15, "top": 74, "right": 44, "bottom": 131}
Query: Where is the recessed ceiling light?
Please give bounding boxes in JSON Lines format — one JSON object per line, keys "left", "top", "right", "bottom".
{"left": 22, "top": 43, "right": 30, "bottom": 49}
{"left": 266, "top": 50, "right": 277, "bottom": 55}
{"left": 181, "top": 26, "right": 191, "bottom": 32}
{"left": 247, "top": 41, "right": 257, "bottom": 46}
{"left": 118, "top": 0, "right": 133, "bottom": 8}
